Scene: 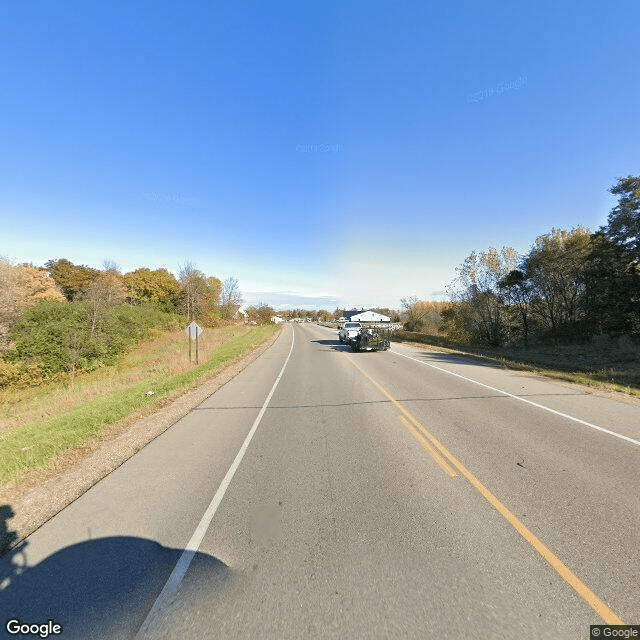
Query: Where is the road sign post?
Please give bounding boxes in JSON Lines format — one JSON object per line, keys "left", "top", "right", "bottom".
{"left": 184, "top": 321, "right": 203, "bottom": 365}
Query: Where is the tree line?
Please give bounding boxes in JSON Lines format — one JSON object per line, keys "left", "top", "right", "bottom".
{"left": 438, "top": 176, "right": 640, "bottom": 346}
{"left": 0, "top": 259, "right": 243, "bottom": 387}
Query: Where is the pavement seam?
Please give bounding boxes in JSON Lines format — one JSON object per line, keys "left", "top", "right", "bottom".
{"left": 391, "top": 348, "right": 640, "bottom": 448}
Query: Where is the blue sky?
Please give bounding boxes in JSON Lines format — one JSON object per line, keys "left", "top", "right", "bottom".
{"left": 2, "top": 1, "right": 638, "bottom": 310}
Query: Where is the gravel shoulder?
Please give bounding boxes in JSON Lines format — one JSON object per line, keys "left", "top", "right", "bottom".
{"left": 0, "top": 328, "right": 282, "bottom": 554}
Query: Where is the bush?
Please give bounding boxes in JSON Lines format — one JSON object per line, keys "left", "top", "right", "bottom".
{"left": 403, "top": 319, "right": 424, "bottom": 332}
{"left": 0, "top": 360, "right": 21, "bottom": 387}
{"left": 391, "top": 330, "right": 456, "bottom": 348}
{"left": 0, "top": 359, "right": 46, "bottom": 388}
{"left": 2, "top": 300, "right": 185, "bottom": 387}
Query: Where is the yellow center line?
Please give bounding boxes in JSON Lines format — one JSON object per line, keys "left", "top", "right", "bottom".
{"left": 344, "top": 354, "right": 625, "bottom": 625}
{"left": 399, "top": 414, "right": 458, "bottom": 478}
{"left": 347, "top": 354, "right": 457, "bottom": 477}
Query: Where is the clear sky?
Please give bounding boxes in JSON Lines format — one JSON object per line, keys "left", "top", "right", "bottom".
{"left": 2, "top": 1, "right": 639, "bottom": 311}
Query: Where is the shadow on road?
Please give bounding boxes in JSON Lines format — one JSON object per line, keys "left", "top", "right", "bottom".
{"left": 310, "top": 338, "right": 352, "bottom": 352}
{"left": 393, "top": 346, "right": 523, "bottom": 370}
{"left": 0, "top": 504, "right": 230, "bottom": 639}
{"left": 0, "top": 506, "right": 17, "bottom": 557}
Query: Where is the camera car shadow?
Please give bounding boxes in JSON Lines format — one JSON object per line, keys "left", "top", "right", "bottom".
{"left": 0, "top": 505, "right": 230, "bottom": 639}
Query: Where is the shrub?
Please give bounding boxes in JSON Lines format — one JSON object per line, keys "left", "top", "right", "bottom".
{"left": 0, "top": 360, "right": 21, "bottom": 387}
{"left": 2, "top": 300, "right": 185, "bottom": 387}
{"left": 0, "top": 359, "right": 46, "bottom": 388}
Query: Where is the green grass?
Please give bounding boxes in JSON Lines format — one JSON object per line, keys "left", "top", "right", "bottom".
{"left": 0, "top": 324, "right": 262, "bottom": 433}
{"left": 0, "top": 323, "right": 279, "bottom": 486}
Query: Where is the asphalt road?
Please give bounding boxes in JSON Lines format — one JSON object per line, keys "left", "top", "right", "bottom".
{"left": 1, "top": 323, "right": 638, "bottom": 639}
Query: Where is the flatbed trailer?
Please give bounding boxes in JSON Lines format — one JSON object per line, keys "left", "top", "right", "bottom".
{"left": 350, "top": 325, "right": 391, "bottom": 352}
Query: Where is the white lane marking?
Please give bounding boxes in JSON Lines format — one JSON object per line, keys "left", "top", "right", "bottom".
{"left": 135, "top": 328, "right": 295, "bottom": 639}
{"left": 390, "top": 348, "right": 640, "bottom": 448}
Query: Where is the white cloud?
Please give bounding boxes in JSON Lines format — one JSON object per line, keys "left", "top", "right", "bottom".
{"left": 241, "top": 290, "right": 341, "bottom": 310}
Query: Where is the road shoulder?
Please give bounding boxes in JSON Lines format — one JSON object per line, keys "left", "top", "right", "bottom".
{"left": 391, "top": 338, "right": 640, "bottom": 407}
{"left": 0, "top": 327, "right": 283, "bottom": 554}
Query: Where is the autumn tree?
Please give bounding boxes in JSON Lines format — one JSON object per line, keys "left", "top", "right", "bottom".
{"left": 446, "top": 247, "right": 518, "bottom": 346}
{"left": 0, "top": 258, "right": 16, "bottom": 350}
{"left": 245, "top": 303, "right": 275, "bottom": 325}
{"left": 604, "top": 175, "right": 640, "bottom": 262}
{"left": 45, "top": 258, "right": 100, "bottom": 301}
{"left": 124, "top": 268, "right": 181, "bottom": 308}
{"left": 523, "top": 227, "right": 592, "bottom": 337}
{"left": 498, "top": 269, "right": 534, "bottom": 346}
{"left": 400, "top": 297, "right": 422, "bottom": 330}
{"left": 82, "top": 267, "right": 128, "bottom": 339}
{"left": 200, "top": 276, "right": 223, "bottom": 326}
{"left": 177, "top": 263, "right": 208, "bottom": 322}
{"left": 439, "top": 301, "right": 471, "bottom": 343}
{"left": 580, "top": 233, "right": 640, "bottom": 336}
{"left": 400, "top": 298, "right": 446, "bottom": 332}
{"left": 219, "top": 277, "right": 243, "bottom": 320}
{"left": 206, "top": 276, "right": 222, "bottom": 305}
{"left": 0, "top": 259, "right": 65, "bottom": 353}
{"left": 1, "top": 260, "right": 61, "bottom": 323}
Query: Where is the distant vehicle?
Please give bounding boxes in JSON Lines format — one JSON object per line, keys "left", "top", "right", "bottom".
{"left": 350, "top": 326, "right": 391, "bottom": 352}
{"left": 338, "top": 322, "right": 362, "bottom": 343}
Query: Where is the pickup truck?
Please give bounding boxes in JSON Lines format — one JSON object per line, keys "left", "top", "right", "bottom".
{"left": 338, "top": 322, "right": 362, "bottom": 343}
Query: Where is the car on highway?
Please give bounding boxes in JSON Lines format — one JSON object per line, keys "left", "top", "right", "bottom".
{"left": 338, "top": 321, "right": 362, "bottom": 343}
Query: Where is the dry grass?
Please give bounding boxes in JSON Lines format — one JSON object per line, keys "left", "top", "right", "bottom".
{"left": 0, "top": 324, "right": 253, "bottom": 436}
{"left": 0, "top": 324, "right": 279, "bottom": 486}
{"left": 397, "top": 334, "right": 640, "bottom": 397}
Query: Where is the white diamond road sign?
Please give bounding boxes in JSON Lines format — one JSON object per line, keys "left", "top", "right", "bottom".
{"left": 184, "top": 321, "right": 203, "bottom": 339}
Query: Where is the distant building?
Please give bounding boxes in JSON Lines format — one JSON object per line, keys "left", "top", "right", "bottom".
{"left": 344, "top": 309, "right": 390, "bottom": 323}
{"left": 271, "top": 316, "right": 284, "bottom": 324}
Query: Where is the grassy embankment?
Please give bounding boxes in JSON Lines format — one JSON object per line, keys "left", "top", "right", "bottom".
{"left": 391, "top": 330, "right": 640, "bottom": 397}
{"left": 0, "top": 323, "right": 280, "bottom": 487}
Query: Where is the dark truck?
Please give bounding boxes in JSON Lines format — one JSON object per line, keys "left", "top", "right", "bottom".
{"left": 350, "top": 325, "right": 391, "bottom": 352}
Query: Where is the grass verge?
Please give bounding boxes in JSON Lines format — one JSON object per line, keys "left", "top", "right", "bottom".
{"left": 391, "top": 334, "right": 640, "bottom": 398}
{"left": 0, "top": 324, "right": 279, "bottom": 486}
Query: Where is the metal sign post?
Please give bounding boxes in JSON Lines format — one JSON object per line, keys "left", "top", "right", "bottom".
{"left": 184, "top": 321, "right": 203, "bottom": 365}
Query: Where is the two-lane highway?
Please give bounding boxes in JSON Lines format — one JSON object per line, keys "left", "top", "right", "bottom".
{"left": 1, "top": 322, "right": 638, "bottom": 638}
